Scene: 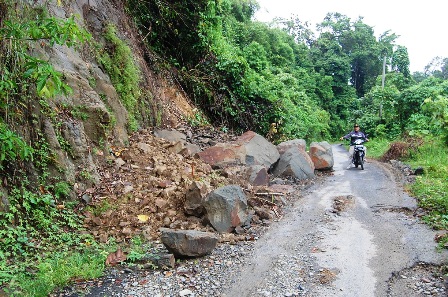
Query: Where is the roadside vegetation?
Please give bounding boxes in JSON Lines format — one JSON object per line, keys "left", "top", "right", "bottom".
{"left": 0, "top": 0, "right": 447, "bottom": 295}
{"left": 367, "top": 137, "right": 448, "bottom": 249}
{"left": 408, "top": 139, "right": 448, "bottom": 247}
{"left": 0, "top": 1, "right": 157, "bottom": 295}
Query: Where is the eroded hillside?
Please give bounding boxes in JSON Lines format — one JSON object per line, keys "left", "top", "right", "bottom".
{"left": 1, "top": 0, "right": 197, "bottom": 196}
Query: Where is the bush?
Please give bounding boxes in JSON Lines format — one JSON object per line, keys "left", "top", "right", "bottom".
{"left": 0, "top": 123, "right": 33, "bottom": 169}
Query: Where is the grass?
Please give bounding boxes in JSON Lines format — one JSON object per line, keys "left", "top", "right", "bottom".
{"left": 96, "top": 23, "right": 141, "bottom": 132}
{"left": 366, "top": 137, "right": 448, "bottom": 249}
{"left": 1, "top": 221, "right": 151, "bottom": 296}
{"left": 1, "top": 233, "right": 151, "bottom": 297}
{"left": 364, "top": 138, "right": 392, "bottom": 159}
{"left": 10, "top": 250, "right": 106, "bottom": 297}
{"left": 406, "top": 138, "right": 448, "bottom": 233}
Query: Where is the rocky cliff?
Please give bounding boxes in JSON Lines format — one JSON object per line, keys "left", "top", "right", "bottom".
{"left": 19, "top": 0, "right": 196, "bottom": 193}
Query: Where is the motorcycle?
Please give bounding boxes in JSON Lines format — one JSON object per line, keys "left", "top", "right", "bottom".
{"left": 350, "top": 135, "right": 368, "bottom": 170}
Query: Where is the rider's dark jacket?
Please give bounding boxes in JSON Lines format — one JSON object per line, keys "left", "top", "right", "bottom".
{"left": 342, "top": 131, "right": 367, "bottom": 145}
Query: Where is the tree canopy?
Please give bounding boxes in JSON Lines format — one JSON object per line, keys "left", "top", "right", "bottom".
{"left": 124, "top": 0, "right": 447, "bottom": 142}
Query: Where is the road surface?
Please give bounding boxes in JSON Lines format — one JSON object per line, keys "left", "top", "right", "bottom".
{"left": 226, "top": 145, "right": 447, "bottom": 296}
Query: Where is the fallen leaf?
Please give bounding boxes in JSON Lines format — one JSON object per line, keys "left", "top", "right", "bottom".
{"left": 137, "top": 214, "right": 149, "bottom": 222}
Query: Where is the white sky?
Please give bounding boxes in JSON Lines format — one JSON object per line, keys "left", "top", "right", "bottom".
{"left": 254, "top": 0, "right": 448, "bottom": 73}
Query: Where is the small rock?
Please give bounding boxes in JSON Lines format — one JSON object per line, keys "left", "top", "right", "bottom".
{"left": 179, "top": 289, "right": 193, "bottom": 296}
{"left": 81, "top": 193, "right": 92, "bottom": 204}
{"left": 163, "top": 217, "right": 171, "bottom": 227}
{"left": 123, "top": 185, "right": 133, "bottom": 194}
{"left": 155, "top": 165, "right": 167, "bottom": 176}
{"left": 122, "top": 227, "right": 132, "bottom": 235}
{"left": 167, "top": 209, "right": 177, "bottom": 217}
{"left": 155, "top": 198, "right": 168, "bottom": 210}
{"left": 115, "top": 158, "right": 126, "bottom": 167}
{"left": 137, "top": 142, "right": 152, "bottom": 154}
{"left": 99, "top": 233, "right": 108, "bottom": 243}
{"left": 158, "top": 180, "right": 172, "bottom": 188}
{"left": 234, "top": 226, "right": 245, "bottom": 235}
{"left": 167, "top": 141, "right": 184, "bottom": 154}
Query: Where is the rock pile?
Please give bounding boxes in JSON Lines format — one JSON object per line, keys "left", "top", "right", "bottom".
{"left": 83, "top": 127, "right": 334, "bottom": 258}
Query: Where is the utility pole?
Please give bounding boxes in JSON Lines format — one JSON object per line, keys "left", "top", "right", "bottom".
{"left": 380, "top": 55, "right": 386, "bottom": 120}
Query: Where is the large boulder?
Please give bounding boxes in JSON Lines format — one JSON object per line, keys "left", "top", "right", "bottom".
{"left": 277, "top": 139, "right": 306, "bottom": 155}
{"left": 184, "top": 181, "right": 209, "bottom": 216}
{"left": 196, "top": 131, "right": 279, "bottom": 170}
{"left": 160, "top": 228, "right": 218, "bottom": 257}
{"left": 272, "top": 147, "right": 315, "bottom": 180}
{"left": 246, "top": 165, "right": 270, "bottom": 186}
{"left": 195, "top": 144, "right": 246, "bottom": 169}
{"left": 154, "top": 129, "right": 187, "bottom": 143}
{"left": 309, "top": 141, "right": 334, "bottom": 170}
{"left": 236, "top": 131, "right": 280, "bottom": 169}
{"left": 204, "top": 185, "right": 248, "bottom": 233}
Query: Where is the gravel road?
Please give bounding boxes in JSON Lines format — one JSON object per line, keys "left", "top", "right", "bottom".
{"left": 60, "top": 145, "right": 447, "bottom": 297}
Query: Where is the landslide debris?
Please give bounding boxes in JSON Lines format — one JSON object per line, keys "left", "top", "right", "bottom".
{"left": 79, "top": 126, "right": 295, "bottom": 244}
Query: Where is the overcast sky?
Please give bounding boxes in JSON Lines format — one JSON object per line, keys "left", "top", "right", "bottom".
{"left": 254, "top": 0, "right": 447, "bottom": 73}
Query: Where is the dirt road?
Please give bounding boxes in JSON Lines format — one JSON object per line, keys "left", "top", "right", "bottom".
{"left": 226, "top": 145, "right": 447, "bottom": 296}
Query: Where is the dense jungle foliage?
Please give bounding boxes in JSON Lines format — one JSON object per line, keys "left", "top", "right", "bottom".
{"left": 0, "top": 0, "right": 447, "bottom": 295}
{"left": 125, "top": 0, "right": 448, "bottom": 142}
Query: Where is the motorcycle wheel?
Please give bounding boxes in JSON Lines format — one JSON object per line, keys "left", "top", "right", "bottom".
{"left": 360, "top": 156, "right": 364, "bottom": 170}
{"left": 354, "top": 153, "right": 359, "bottom": 168}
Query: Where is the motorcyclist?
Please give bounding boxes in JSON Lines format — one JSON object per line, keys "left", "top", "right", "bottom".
{"left": 339, "top": 124, "right": 369, "bottom": 168}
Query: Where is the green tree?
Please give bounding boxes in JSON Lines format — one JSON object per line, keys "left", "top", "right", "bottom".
{"left": 230, "top": 0, "right": 259, "bottom": 22}
{"left": 397, "top": 77, "right": 445, "bottom": 128}
{"left": 126, "top": 0, "right": 332, "bottom": 140}
{"left": 316, "top": 14, "right": 397, "bottom": 97}
{"left": 392, "top": 45, "right": 411, "bottom": 77}
{"left": 422, "top": 95, "right": 448, "bottom": 142}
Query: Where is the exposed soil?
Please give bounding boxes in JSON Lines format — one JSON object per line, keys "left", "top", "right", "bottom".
{"left": 331, "top": 195, "right": 355, "bottom": 214}
{"left": 78, "top": 125, "right": 308, "bottom": 245}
